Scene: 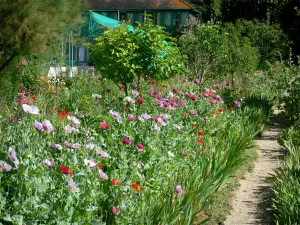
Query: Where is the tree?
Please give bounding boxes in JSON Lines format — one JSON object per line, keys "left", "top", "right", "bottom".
{"left": 0, "top": 0, "right": 87, "bottom": 75}
{"left": 89, "top": 17, "right": 185, "bottom": 95}
{"left": 179, "top": 19, "right": 228, "bottom": 89}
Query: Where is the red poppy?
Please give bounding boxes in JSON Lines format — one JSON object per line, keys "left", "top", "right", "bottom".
{"left": 190, "top": 95, "right": 197, "bottom": 101}
{"left": 100, "top": 122, "right": 110, "bottom": 130}
{"left": 198, "top": 139, "right": 204, "bottom": 144}
{"left": 137, "top": 142, "right": 144, "bottom": 150}
{"left": 31, "top": 96, "right": 37, "bottom": 103}
{"left": 162, "top": 84, "right": 167, "bottom": 88}
{"left": 132, "top": 183, "right": 140, "bottom": 192}
{"left": 218, "top": 108, "right": 223, "bottom": 113}
{"left": 125, "top": 106, "right": 129, "bottom": 110}
{"left": 193, "top": 124, "right": 197, "bottom": 129}
{"left": 198, "top": 131, "right": 204, "bottom": 136}
{"left": 211, "top": 111, "right": 216, "bottom": 117}
{"left": 111, "top": 179, "right": 120, "bottom": 185}
{"left": 59, "top": 165, "right": 72, "bottom": 175}
{"left": 57, "top": 108, "right": 71, "bottom": 119}
{"left": 98, "top": 163, "right": 104, "bottom": 169}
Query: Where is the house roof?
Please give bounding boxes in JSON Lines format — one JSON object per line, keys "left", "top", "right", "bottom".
{"left": 88, "top": 0, "right": 193, "bottom": 10}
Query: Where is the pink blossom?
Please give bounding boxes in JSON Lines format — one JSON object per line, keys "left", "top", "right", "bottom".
{"left": 0, "top": 160, "right": 12, "bottom": 172}
{"left": 67, "top": 115, "right": 80, "bottom": 126}
{"left": 203, "top": 117, "right": 208, "bottom": 121}
{"left": 132, "top": 90, "right": 139, "bottom": 97}
{"left": 42, "top": 120, "right": 54, "bottom": 132}
{"left": 178, "top": 99, "right": 186, "bottom": 107}
{"left": 136, "top": 97, "right": 144, "bottom": 104}
{"left": 42, "top": 159, "right": 56, "bottom": 168}
{"left": 34, "top": 120, "right": 43, "bottom": 131}
{"left": 84, "top": 159, "right": 97, "bottom": 168}
{"left": 112, "top": 207, "right": 120, "bottom": 216}
{"left": 138, "top": 113, "right": 151, "bottom": 121}
{"left": 137, "top": 162, "right": 144, "bottom": 168}
{"left": 125, "top": 96, "right": 135, "bottom": 104}
{"left": 50, "top": 143, "right": 62, "bottom": 150}
{"left": 98, "top": 169, "right": 108, "bottom": 180}
{"left": 92, "top": 94, "right": 101, "bottom": 99}
{"left": 86, "top": 143, "right": 95, "bottom": 151}
{"left": 121, "top": 138, "right": 132, "bottom": 145}
{"left": 194, "top": 79, "right": 200, "bottom": 84}
{"left": 68, "top": 179, "right": 80, "bottom": 193}
{"left": 98, "top": 150, "right": 109, "bottom": 158}
{"left": 136, "top": 142, "right": 144, "bottom": 152}
{"left": 190, "top": 111, "right": 198, "bottom": 116}
{"left": 175, "top": 185, "right": 184, "bottom": 196}
{"left": 201, "top": 148, "right": 206, "bottom": 153}
{"left": 128, "top": 114, "right": 136, "bottom": 121}
{"left": 8, "top": 147, "right": 19, "bottom": 165}
{"left": 173, "top": 124, "right": 181, "bottom": 131}
{"left": 182, "top": 152, "right": 188, "bottom": 157}
{"left": 110, "top": 110, "right": 122, "bottom": 123}
{"left": 64, "top": 125, "right": 73, "bottom": 134}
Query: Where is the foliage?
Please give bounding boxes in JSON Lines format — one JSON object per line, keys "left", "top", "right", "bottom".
{"left": 0, "top": 0, "right": 87, "bottom": 75}
{"left": 280, "top": 76, "right": 300, "bottom": 124}
{"left": 272, "top": 142, "right": 300, "bottom": 224}
{"left": 279, "top": 122, "right": 300, "bottom": 147}
{"left": 179, "top": 21, "right": 228, "bottom": 88}
{"left": 89, "top": 17, "right": 185, "bottom": 94}
{"left": 222, "top": 23, "right": 259, "bottom": 90}
{"left": 234, "top": 19, "right": 289, "bottom": 69}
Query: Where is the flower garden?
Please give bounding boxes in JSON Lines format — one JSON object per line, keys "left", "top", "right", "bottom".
{"left": 1, "top": 2, "right": 300, "bottom": 224}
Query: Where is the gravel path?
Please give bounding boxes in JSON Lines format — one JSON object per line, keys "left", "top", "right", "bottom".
{"left": 224, "top": 111, "right": 284, "bottom": 225}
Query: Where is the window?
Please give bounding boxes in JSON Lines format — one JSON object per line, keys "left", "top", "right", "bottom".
{"left": 180, "top": 12, "right": 189, "bottom": 26}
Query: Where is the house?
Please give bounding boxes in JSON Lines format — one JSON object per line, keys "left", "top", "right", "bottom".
{"left": 88, "top": 0, "right": 200, "bottom": 28}
{"left": 65, "top": 0, "right": 201, "bottom": 67}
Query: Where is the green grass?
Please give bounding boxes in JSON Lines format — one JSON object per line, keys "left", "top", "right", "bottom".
{"left": 195, "top": 146, "right": 259, "bottom": 224}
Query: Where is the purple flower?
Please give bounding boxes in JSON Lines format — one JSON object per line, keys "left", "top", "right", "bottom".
{"left": 98, "top": 169, "right": 108, "bottom": 180}
{"left": 235, "top": 100, "right": 241, "bottom": 108}
{"left": 72, "top": 143, "right": 81, "bottom": 149}
{"left": 194, "top": 79, "right": 200, "bottom": 84}
{"left": 67, "top": 116, "right": 80, "bottom": 127}
{"left": 214, "top": 84, "right": 221, "bottom": 89}
{"left": 68, "top": 179, "right": 80, "bottom": 193}
{"left": 64, "top": 125, "right": 73, "bottom": 134}
{"left": 42, "top": 159, "right": 56, "bottom": 168}
{"left": 159, "top": 114, "right": 171, "bottom": 120}
{"left": 128, "top": 114, "right": 136, "bottom": 121}
{"left": 0, "top": 160, "right": 12, "bottom": 172}
{"left": 92, "top": 94, "right": 101, "bottom": 99}
{"left": 110, "top": 110, "right": 122, "bottom": 123}
{"left": 175, "top": 185, "right": 184, "bottom": 196}
{"left": 22, "top": 104, "right": 40, "bottom": 115}
{"left": 50, "top": 143, "right": 62, "bottom": 150}
{"left": 172, "top": 87, "right": 179, "bottom": 94}
{"left": 34, "top": 120, "right": 43, "bottom": 131}
{"left": 8, "top": 147, "right": 19, "bottom": 165}
{"left": 138, "top": 113, "right": 151, "bottom": 121}
{"left": 42, "top": 120, "right": 55, "bottom": 132}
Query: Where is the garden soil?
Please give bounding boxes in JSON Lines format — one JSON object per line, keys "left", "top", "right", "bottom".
{"left": 224, "top": 110, "right": 284, "bottom": 225}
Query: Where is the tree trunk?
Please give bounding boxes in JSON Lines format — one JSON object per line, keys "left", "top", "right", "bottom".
{"left": 0, "top": 53, "right": 17, "bottom": 75}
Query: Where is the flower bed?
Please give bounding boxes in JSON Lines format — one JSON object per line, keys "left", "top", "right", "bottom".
{"left": 0, "top": 77, "right": 259, "bottom": 224}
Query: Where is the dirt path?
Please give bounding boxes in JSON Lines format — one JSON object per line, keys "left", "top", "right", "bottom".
{"left": 224, "top": 112, "right": 284, "bottom": 225}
